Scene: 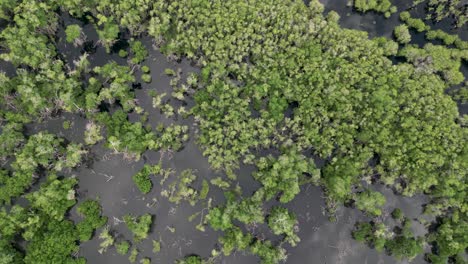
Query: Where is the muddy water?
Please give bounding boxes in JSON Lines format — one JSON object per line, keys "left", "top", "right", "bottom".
{"left": 318, "top": 0, "right": 410, "bottom": 39}
{"left": 19, "top": 1, "right": 467, "bottom": 264}
{"left": 319, "top": 0, "right": 467, "bottom": 40}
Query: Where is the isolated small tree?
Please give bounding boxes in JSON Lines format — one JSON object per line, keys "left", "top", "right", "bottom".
{"left": 394, "top": 24, "right": 411, "bottom": 44}
{"left": 65, "top": 24, "right": 85, "bottom": 46}
{"left": 116, "top": 241, "right": 130, "bottom": 255}
{"left": 124, "top": 214, "right": 153, "bottom": 242}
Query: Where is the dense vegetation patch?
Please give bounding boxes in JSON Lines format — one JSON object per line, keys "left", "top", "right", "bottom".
{"left": 0, "top": 0, "right": 466, "bottom": 263}
{"left": 352, "top": 0, "right": 397, "bottom": 18}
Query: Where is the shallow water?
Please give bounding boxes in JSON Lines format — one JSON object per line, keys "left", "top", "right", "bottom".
{"left": 11, "top": 1, "right": 468, "bottom": 263}
{"left": 42, "top": 43, "right": 426, "bottom": 264}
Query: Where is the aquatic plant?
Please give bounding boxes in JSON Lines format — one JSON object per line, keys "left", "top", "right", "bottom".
{"left": 133, "top": 164, "right": 161, "bottom": 194}
{"left": 166, "top": 169, "right": 198, "bottom": 206}
{"left": 413, "top": 0, "right": 467, "bottom": 27}
{"left": 268, "top": 207, "right": 300, "bottom": 246}
{"left": 152, "top": 240, "right": 161, "bottom": 253}
{"left": 176, "top": 255, "right": 203, "bottom": 264}
{"left": 219, "top": 227, "right": 253, "bottom": 256}
{"left": 250, "top": 240, "right": 287, "bottom": 264}
{"left": 0, "top": 0, "right": 466, "bottom": 263}
{"left": 124, "top": 214, "right": 153, "bottom": 242}
{"left": 65, "top": 24, "right": 85, "bottom": 46}
{"left": 352, "top": 0, "right": 397, "bottom": 18}
{"left": 76, "top": 200, "right": 107, "bottom": 241}
{"left": 391, "top": 208, "right": 404, "bottom": 221}
{"left": 116, "top": 240, "right": 131, "bottom": 255}
{"left": 130, "top": 40, "right": 149, "bottom": 64}
{"left": 393, "top": 24, "right": 411, "bottom": 44}
{"left": 98, "top": 226, "right": 115, "bottom": 253}
{"left": 129, "top": 247, "right": 138, "bottom": 263}
{"left": 253, "top": 149, "right": 318, "bottom": 203}
{"left": 84, "top": 122, "right": 104, "bottom": 145}
{"left": 353, "top": 189, "right": 386, "bottom": 217}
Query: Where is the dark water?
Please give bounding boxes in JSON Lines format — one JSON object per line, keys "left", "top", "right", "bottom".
{"left": 15, "top": 1, "right": 468, "bottom": 264}
{"left": 320, "top": 0, "right": 467, "bottom": 40}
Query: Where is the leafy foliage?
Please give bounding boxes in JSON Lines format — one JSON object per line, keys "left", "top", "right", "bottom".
{"left": 129, "top": 247, "right": 138, "bottom": 263}
{"left": 24, "top": 220, "right": 83, "bottom": 264}
{"left": 130, "top": 40, "right": 148, "bottom": 64}
{"left": 393, "top": 24, "right": 411, "bottom": 44}
{"left": 352, "top": 222, "right": 388, "bottom": 252}
{"left": 27, "top": 176, "right": 77, "bottom": 221}
{"left": 98, "top": 227, "right": 114, "bottom": 253}
{"left": 91, "top": 62, "right": 136, "bottom": 112}
{"left": 219, "top": 227, "right": 253, "bottom": 256}
{"left": 0, "top": 0, "right": 57, "bottom": 68}
{"left": 0, "top": 0, "right": 466, "bottom": 263}
{"left": 391, "top": 208, "right": 404, "bottom": 221}
{"left": 166, "top": 169, "right": 198, "bottom": 205}
{"left": 140, "top": 257, "right": 150, "bottom": 264}
{"left": 199, "top": 180, "right": 210, "bottom": 200}
{"left": 268, "top": 207, "right": 300, "bottom": 246}
{"left": 141, "top": 74, "right": 152, "bottom": 83}
{"left": 0, "top": 121, "right": 24, "bottom": 162}
{"left": 353, "top": 219, "right": 425, "bottom": 260}
{"left": 95, "top": 17, "right": 120, "bottom": 53}
{"left": 76, "top": 200, "right": 107, "bottom": 241}
{"left": 250, "top": 240, "right": 287, "bottom": 264}
{"left": 133, "top": 164, "right": 161, "bottom": 194}
{"left": 322, "top": 153, "right": 371, "bottom": 201}
{"left": 400, "top": 11, "right": 430, "bottom": 32}
{"left": 427, "top": 211, "right": 468, "bottom": 263}
{"left": 84, "top": 122, "right": 104, "bottom": 145}
{"left": 353, "top": 0, "right": 397, "bottom": 18}
{"left": 413, "top": 0, "right": 467, "bottom": 27}
{"left": 152, "top": 240, "right": 161, "bottom": 253}
{"left": 116, "top": 240, "right": 131, "bottom": 255}
{"left": 426, "top": 29, "right": 468, "bottom": 49}
{"left": 386, "top": 236, "right": 424, "bottom": 261}
{"left": 124, "top": 214, "right": 153, "bottom": 242}
{"left": 176, "top": 255, "right": 203, "bottom": 264}
{"left": 254, "top": 149, "right": 318, "bottom": 203}
{"left": 207, "top": 191, "right": 265, "bottom": 231}
{"left": 0, "top": 175, "right": 88, "bottom": 264}
{"left": 97, "top": 109, "right": 153, "bottom": 158}
{"left": 97, "top": 110, "right": 189, "bottom": 159}
{"left": 399, "top": 43, "right": 465, "bottom": 86}
{"left": 0, "top": 133, "right": 84, "bottom": 204}
{"left": 65, "top": 24, "right": 82, "bottom": 44}
{"left": 353, "top": 189, "right": 386, "bottom": 216}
